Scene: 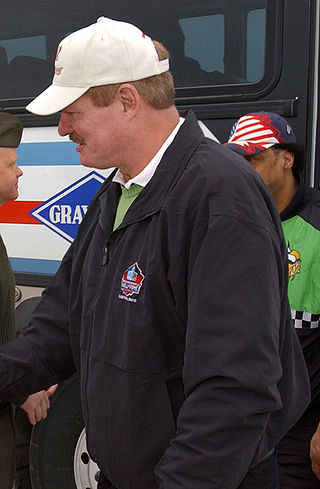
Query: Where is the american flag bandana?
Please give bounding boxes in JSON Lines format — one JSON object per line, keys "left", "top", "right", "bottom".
{"left": 225, "top": 112, "right": 296, "bottom": 155}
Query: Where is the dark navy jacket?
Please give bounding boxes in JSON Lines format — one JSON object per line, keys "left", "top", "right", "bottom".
{"left": 0, "top": 112, "right": 310, "bottom": 489}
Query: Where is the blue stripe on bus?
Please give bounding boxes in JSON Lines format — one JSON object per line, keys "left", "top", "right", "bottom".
{"left": 10, "top": 257, "right": 60, "bottom": 274}
{"left": 17, "top": 141, "right": 80, "bottom": 166}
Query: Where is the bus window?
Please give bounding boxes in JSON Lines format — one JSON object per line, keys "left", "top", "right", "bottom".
{"left": 247, "top": 9, "right": 266, "bottom": 82}
{"left": 0, "top": 0, "right": 280, "bottom": 110}
{"left": 175, "top": 5, "right": 267, "bottom": 87}
{"left": 0, "top": 36, "right": 48, "bottom": 99}
{"left": 0, "top": 36, "right": 46, "bottom": 64}
{"left": 179, "top": 15, "right": 225, "bottom": 75}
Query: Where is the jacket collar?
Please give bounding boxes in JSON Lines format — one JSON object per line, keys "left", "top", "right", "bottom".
{"left": 280, "top": 184, "right": 320, "bottom": 221}
{"left": 98, "top": 110, "right": 205, "bottom": 232}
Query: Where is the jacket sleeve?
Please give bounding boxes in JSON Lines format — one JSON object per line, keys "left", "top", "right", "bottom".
{"left": 155, "top": 214, "right": 288, "bottom": 489}
{"left": 0, "top": 243, "right": 76, "bottom": 399}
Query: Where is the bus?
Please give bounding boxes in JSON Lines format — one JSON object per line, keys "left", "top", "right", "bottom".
{"left": 0, "top": 0, "right": 319, "bottom": 488}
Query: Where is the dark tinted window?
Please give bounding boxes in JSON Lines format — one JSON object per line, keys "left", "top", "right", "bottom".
{"left": 176, "top": 7, "right": 266, "bottom": 86}
{"left": 0, "top": 0, "right": 279, "bottom": 109}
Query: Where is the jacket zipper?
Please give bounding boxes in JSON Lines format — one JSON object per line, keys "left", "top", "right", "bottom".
{"left": 84, "top": 235, "right": 112, "bottom": 436}
{"left": 102, "top": 238, "right": 110, "bottom": 266}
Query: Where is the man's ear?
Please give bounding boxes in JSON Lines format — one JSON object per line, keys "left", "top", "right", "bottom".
{"left": 282, "top": 149, "right": 295, "bottom": 169}
{"left": 116, "top": 83, "right": 139, "bottom": 116}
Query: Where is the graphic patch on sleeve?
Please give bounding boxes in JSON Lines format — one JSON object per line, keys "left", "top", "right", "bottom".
{"left": 288, "top": 243, "right": 301, "bottom": 281}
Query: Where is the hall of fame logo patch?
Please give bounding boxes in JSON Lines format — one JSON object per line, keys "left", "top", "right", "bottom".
{"left": 119, "top": 263, "right": 145, "bottom": 303}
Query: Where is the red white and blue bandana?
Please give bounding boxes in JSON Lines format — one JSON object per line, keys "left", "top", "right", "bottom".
{"left": 224, "top": 112, "right": 296, "bottom": 156}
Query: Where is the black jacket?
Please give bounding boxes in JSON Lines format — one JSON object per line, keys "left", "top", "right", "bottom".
{"left": 0, "top": 112, "right": 310, "bottom": 489}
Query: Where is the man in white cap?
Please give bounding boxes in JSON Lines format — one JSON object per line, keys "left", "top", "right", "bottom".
{"left": 225, "top": 112, "right": 320, "bottom": 489}
{"left": 0, "top": 18, "right": 311, "bottom": 489}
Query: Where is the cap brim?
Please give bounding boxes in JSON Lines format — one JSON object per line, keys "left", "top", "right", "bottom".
{"left": 224, "top": 142, "right": 274, "bottom": 156}
{"left": 26, "top": 84, "right": 90, "bottom": 116}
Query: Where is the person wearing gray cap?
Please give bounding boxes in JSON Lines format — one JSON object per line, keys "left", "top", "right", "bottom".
{"left": 225, "top": 112, "right": 320, "bottom": 488}
{"left": 0, "top": 112, "right": 57, "bottom": 489}
{"left": 0, "top": 18, "right": 311, "bottom": 489}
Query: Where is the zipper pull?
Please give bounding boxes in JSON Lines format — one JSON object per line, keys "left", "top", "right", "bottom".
{"left": 102, "top": 239, "right": 110, "bottom": 266}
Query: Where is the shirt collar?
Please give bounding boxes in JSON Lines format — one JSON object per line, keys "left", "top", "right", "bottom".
{"left": 112, "top": 117, "right": 185, "bottom": 189}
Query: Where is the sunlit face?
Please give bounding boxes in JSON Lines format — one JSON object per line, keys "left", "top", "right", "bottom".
{"left": 58, "top": 94, "right": 125, "bottom": 169}
{"left": 244, "top": 148, "right": 284, "bottom": 194}
{"left": 0, "top": 147, "right": 23, "bottom": 207}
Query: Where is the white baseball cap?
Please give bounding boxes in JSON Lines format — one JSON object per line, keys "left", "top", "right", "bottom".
{"left": 26, "top": 17, "right": 170, "bottom": 116}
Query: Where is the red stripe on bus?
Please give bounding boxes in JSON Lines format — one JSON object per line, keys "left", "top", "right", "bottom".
{"left": 0, "top": 201, "right": 43, "bottom": 224}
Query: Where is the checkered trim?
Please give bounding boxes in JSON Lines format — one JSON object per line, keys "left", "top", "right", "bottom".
{"left": 291, "top": 310, "right": 320, "bottom": 329}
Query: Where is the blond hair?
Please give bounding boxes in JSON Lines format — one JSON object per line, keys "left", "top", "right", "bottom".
{"left": 86, "top": 41, "right": 174, "bottom": 109}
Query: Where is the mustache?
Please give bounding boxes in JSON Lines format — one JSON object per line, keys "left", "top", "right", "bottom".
{"left": 69, "top": 133, "right": 84, "bottom": 145}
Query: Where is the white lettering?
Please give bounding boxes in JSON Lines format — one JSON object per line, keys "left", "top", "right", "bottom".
{"left": 118, "top": 294, "right": 137, "bottom": 303}
{"left": 72, "top": 205, "right": 82, "bottom": 224}
{"left": 60, "top": 205, "right": 72, "bottom": 224}
{"left": 49, "top": 205, "right": 61, "bottom": 224}
{"left": 49, "top": 204, "right": 88, "bottom": 224}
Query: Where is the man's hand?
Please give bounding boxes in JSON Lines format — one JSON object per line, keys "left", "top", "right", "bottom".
{"left": 310, "top": 422, "right": 320, "bottom": 479}
{"left": 20, "top": 384, "right": 58, "bottom": 425}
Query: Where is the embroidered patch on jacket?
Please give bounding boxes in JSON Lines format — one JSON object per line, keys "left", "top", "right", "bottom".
{"left": 119, "top": 263, "right": 145, "bottom": 302}
{"left": 287, "top": 243, "right": 301, "bottom": 281}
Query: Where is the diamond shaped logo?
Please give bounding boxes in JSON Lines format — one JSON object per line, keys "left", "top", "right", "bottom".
{"left": 30, "top": 171, "right": 106, "bottom": 243}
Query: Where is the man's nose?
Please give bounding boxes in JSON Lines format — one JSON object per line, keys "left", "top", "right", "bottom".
{"left": 58, "top": 112, "right": 72, "bottom": 136}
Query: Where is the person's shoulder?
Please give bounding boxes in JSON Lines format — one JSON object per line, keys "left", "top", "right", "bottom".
{"left": 296, "top": 186, "right": 320, "bottom": 230}
{"left": 298, "top": 185, "right": 320, "bottom": 212}
{"left": 179, "top": 139, "right": 279, "bottom": 229}
{"left": 188, "top": 138, "right": 263, "bottom": 192}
